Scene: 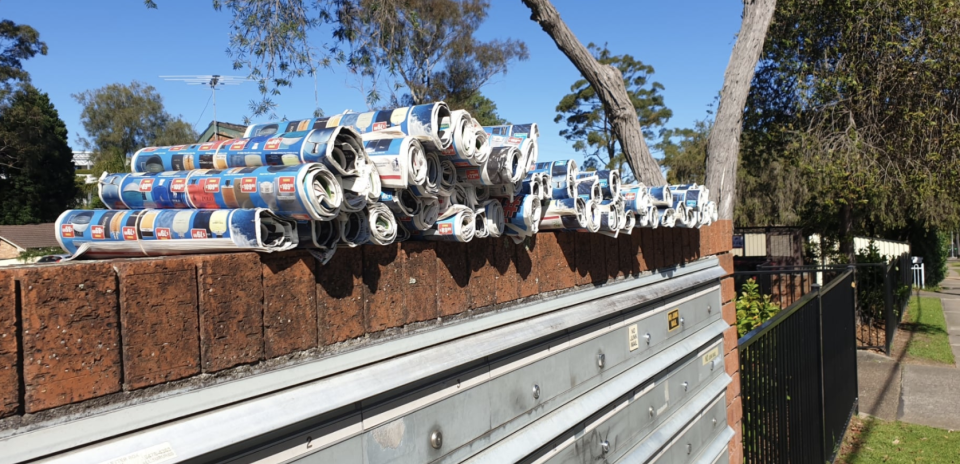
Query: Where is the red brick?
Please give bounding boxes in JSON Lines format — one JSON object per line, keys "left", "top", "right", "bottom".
{"left": 318, "top": 247, "right": 364, "bottom": 345}
{"left": 717, "top": 220, "right": 733, "bottom": 253}
{"left": 116, "top": 257, "right": 200, "bottom": 390}
{"left": 702, "top": 224, "right": 713, "bottom": 257}
{"left": 492, "top": 238, "right": 520, "bottom": 304}
{"left": 722, "top": 301, "right": 736, "bottom": 326}
{"left": 0, "top": 269, "right": 18, "bottom": 417}
{"left": 723, "top": 325, "right": 738, "bottom": 355}
{"left": 196, "top": 253, "right": 263, "bottom": 373}
{"left": 363, "top": 243, "right": 405, "bottom": 332}
{"left": 730, "top": 421, "right": 743, "bottom": 463}
{"left": 691, "top": 228, "right": 701, "bottom": 260}
{"left": 20, "top": 262, "right": 120, "bottom": 413}
{"left": 639, "top": 228, "right": 653, "bottom": 272}
{"left": 672, "top": 229, "right": 683, "bottom": 267}
{"left": 516, "top": 236, "right": 539, "bottom": 298}
{"left": 605, "top": 234, "right": 621, "bottom": 280}
{"left": 722, "top": 277, "right": 735, "bottom": 304}
{"left": 402, "top": 242, "right": 438, "bottom": 324}
{"left": 725, "top": 347, "right": 740, "bottom": 377}
{"left": 436, "top": 242, "right": 470, "bottom": 317}
{"left": 619, "top": 233, "right": 639, "bottom": 278}
{"left": 468, "top": 239, "right": 497, "bottom": 310}
{"left": 538, "top": 232, "right": 577, "bottom": 293}
{"left": 261, "top": 251, "right": 317, "bottom": 358}
{"left": 726, "top": 371, "right": 741, "bottom": 406}
{"left": 727, "top": 395, "right": 742, "bottom": 424}
{"left": 652, "top": 229, "right": 665, "bottom": 270}
{"left": 718, "top": 253, "right": 733, "bottom": 276}
{"left": 576, "top": 233, "right": 606, "bottom": 285}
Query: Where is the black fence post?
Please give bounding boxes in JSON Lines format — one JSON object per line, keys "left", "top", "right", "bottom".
{"left": 815, "top": 282, "right": 827, "bottom": 463}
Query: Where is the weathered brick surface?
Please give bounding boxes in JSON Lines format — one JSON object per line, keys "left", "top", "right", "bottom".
{"left": 468, "top": 239, "right": 497, "bottom": 309}
{"left": 516, "top": 236, "right": 539, "bottom": 298}
{"left": 619, "top": 233, "right": 640, "bottom": 277}
{"left": 661, "top": 231, "right": 675, "bottom": 268}
{"left": 261, "top": 251, "right": 317, "bottom": 358}
{"left": 539, "top": 232, "right": 577, "bottom": 293}
{"left": 116, "top": 258, "right": 199, "bottom": 390}
{"left": 725, "top": 347, "right": 739, "bottom": 377}
{"left": 650, "top": 229, "right": 663, "bottom": 271}
{"left": 718, "top": 252, "right": 733, "bottom": 275}
{"left": 727, "top": 395, "right": 743, "bottom": 424}
{"left": 604, "top": 234, "right": 621, "bottom": 280}
{"left": 318, "top": 247, "right": 364, "bottom": 345}
{"left": 436, "top": 242, "right": 470, "bottom": 317}
{"left": 730, "top": 421, "right": 743, "bottom": 463}
{"left": 722, "top": 277, "right": 735, "bottom": 304}
{"left": 716, "top": 220, "right": 733, "bottom": 253}
{"left": 196, "top": 253, "right": 263, "bottom": 373}
{"left": 363, "top": 244, "right": 405, "bottom": 332}
{"left": 576, "top": 233, "right": 606, "bottom": 285}
{"left": 639, "top": 229, "right": 653, "bottom": 272}
{"left": 402, "top": 242, "right": 438, "bottom": 324}
{"left": 20, "top": 262, "right": 120, "bottom": 413}
{"left": 723, "top": 325, "right": 738, "bottom": 355}
{"left": 492, "top": 239, "right": 520, "bottom": 304}
{"left": 0, "top": 270, "right": 18, "bottom": 417}
{"left": 726, "top": 371, "right": 741, "bottom": 407}
{"left": 722, "top": 301, "right": 736, "bottom": 326}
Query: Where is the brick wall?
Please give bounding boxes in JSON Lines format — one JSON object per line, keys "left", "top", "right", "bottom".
{"left": 0, "top": 223, "right": 735, "bottom": 447}
{"left": 712, "top": 220, "right": 742, "bottom": 464}
{"left": 0, "top": 241, "right": 19, "bottom": 260}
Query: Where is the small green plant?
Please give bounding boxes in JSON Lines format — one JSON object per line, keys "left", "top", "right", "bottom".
{"left": 736, "top": 278, "right": 781, "bottom": 337}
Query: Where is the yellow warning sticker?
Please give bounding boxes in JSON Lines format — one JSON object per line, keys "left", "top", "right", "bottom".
{"left": 628, "top": 324, "right": 640, "bottom": 351}
{"left": 702, "top": 346, "right": 719, "bottom": 365}
{"left": 668, "top": 309, "right": 680, "bottom": 332}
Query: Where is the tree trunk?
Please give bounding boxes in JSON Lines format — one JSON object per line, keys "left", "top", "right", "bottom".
{"left": 839, "top": 202, "right": 854, "bottom": 262}
{"left": 704, "top": 0, "right": 777, "bottom": 221}
{"left": 522, "top": 0, "right": 666, "bottom": 186}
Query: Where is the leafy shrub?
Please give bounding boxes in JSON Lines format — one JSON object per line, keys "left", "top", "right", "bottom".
{"left": 736, "top": 278, "right": 781, "bottom": 337}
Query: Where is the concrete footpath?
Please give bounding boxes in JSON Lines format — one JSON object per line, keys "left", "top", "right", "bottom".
{"left": 856, "top": 264, "right": 960, "bottom": 430}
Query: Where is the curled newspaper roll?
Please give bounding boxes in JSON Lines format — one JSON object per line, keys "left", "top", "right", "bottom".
{"left": 296, "top": 219, "right": 340, "bottom": 250}
{"left": 399, "top": 198, "right": 440, "bottom": 231}
{"left": 576, "top": 174, "right": 602, "bottom": 202}
{"left": 457, "top": 147, "right": 506, "bottom": 186}
{"left": 595, "top": 169, "right": 621, "bottom": 199}
{"left": 442, "top": 110, "right": 480, "bottom": 166}
{"left": 533, "top": 159, "right": 578, "bottom": 200}
{"left": 99, "top": 164, "right": 343, "bottom": 221}
{"left": 501, "top": 194, "right": 542, "bottom": 241}
{"left": 362, "top": 135, "right": 428, "bottom": 190}
{"left": 647, "top": 186, "right": 673, "bottom": 207}
{"left": 337, "top": 210, "right": 369, "bottom": 247}
{"left": 481, "top": 199, "right": 505, "bottom": 238}
{"left": 438, "top": 159, "right": 457, "bottom": 197}
{"left": 407, "top": 150, "right": 441, "bottom": 198}
{"left": 379, "top": 188, "right": 422, "bottom": 217}
{"left": 622, "top": 210, "right": 637, "bottom": 234}
{"left": 366, "top": 203, "right": 398, "bottom": 245}
{"left": 659, "top": 207, "right": 679, "bottom": 228}
{"left": 131, "top": 127, "right": 365, "bottom": 176}
{"left": 473, "top": 207, "right": 489, "bottom": 239}
{"left": 540, "top": 197, "right": 588, "bottom": 231}
{"left": 407, "top": 205, "right": 476, "bottom": 242}
{"left": 56, "top": 208, "right": 297, "bottom": 259}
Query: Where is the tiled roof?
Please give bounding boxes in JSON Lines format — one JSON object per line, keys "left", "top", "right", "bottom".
{"left": 0, "top": 223, "right": 60, "bottom": 250}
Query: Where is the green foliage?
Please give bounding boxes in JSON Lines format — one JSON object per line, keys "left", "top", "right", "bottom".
{"left": 739, "top": 0, "right": 960, "bottom": 234}
{"left": 0, "top": 85, "right": 79, "bottom": 225}
{"left": 855, "top": 242, "right": 887, "bottom": 321}
{"left": 838, "top": 417, "right": 960, "bottom": 463}
{"left": 554, "top": 43, "right": 671, "bottom": 181}
{"left": 16, "top": 246, "right": 64, "bottom": 263}
{"left": 72, "top": 81, "right": 197, "bottom": 176}
{"left": 0, "top": 20, "right": 47, "bottom": 101}
{"left": 448, "top": 92, "right": 506, "bottom": 126}
{"left": 736, "top": 278, "right": 781, "bottom": 337}
{"left": 902, "top": 296, "right": 954, "bottom": 364}
{"left": 909, "top": 227, "right": 949, "bottom": 288}
{"left": 200, "top": 0, "right": 527, "bottom": 115}
{"left": 657, "top": 118, "right": 710, "bottom": 185}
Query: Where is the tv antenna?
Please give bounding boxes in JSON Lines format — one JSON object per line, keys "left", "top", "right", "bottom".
{"left": 161, "top": 75, "right": 249, "bottom": 139}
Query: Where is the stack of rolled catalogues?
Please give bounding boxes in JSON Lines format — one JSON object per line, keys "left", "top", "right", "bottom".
{"left": 55, "top": 99, "right": 717, "bottom": 263}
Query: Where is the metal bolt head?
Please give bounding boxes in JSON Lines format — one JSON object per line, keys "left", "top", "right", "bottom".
{"left": 601, "top": 440, "right": 610, "bottom": 454}
{"left": 597, "top": 353, "right": 605, "bottom": 368}
{"left": 686, "top": 443, "right": 693, "bottom": 454}
{"left": 682, "top": 381, "right": 689, "bottom": 392}
{"left": 430, "top": 430, "right": 443, "bottom": 449}
{"left": 532, "top": 384, "right": 541, "bottom": 399}
{"left": 707, "top": 304, "right": 712, "bottom": 313}
{"left": 680, "top": 317, "right": 685, "bottom": 326}
{"left": 649, "top": 406, "right": 655, "bottom": 417}
{"left": 645, "top": 333, "right": 651, "bottom": 344}
{"left": 712, "top": 417, "right": 718, "bottom": 427}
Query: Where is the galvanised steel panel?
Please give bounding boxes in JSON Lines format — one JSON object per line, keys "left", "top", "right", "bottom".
{"left": 289, "top": 435, "right": 362, "bottom": 464}
{"left": 698, "top": 396, "right": 728, "bottom": 451}
{"left": 486, "top": 337, "right": 573, "bottom": 427}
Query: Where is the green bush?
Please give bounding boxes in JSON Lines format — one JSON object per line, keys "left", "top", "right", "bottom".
{"left": 736, "top": 278, "right": 781, "bottom": 337}
{"left": 909, "top": 227, "right": 948, "bottom": 288}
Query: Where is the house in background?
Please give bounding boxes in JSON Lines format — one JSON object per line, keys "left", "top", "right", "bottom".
{"left": 0, "top": 223, "right": 60, "bottom": 265}
{"left": 197, "top": 120, "right": 246, "bottom": 143}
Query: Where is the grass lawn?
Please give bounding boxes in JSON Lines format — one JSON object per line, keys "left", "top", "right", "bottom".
{"left": 900, "top": 296, "right": 955, "bottom": 365}
{"left": 838, "top": 416, "right": 960, "bottom": 463}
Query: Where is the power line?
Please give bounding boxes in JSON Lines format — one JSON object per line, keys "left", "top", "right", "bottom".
{"left": 161, "top": 75, "right": 250, "bottom": 139}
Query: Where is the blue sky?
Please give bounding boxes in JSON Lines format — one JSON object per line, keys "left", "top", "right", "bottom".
{"left": 4, "top": 0, "right": 743, "bottom": 163}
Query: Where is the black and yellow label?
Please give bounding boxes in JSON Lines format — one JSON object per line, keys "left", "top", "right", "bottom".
{"left": 667, "top": 309, "right": 680, "bottom": 332}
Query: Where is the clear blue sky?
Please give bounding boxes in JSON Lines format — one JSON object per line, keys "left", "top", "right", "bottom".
{"left": 4, "top": 0, "right": 743, "bottom": 164}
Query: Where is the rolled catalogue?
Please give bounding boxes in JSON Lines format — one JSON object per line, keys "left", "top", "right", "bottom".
{"left": 362, "top": 135, "right": 429, "bottom": 190}
{"left": 576, "top": 174, "right": 602, "bottom": 202}
{"left": 500, "top": 194, "right": 542, "bottom": 240}
{"left": 56, "top": 208, "right": 297, "bottom": 259}
{"left": 296, "top": 219, "right": 340, "bottom": 250}
{"left": 366, "top": 203, "right": 398, "bottom": 245}
{"left": 379, "top": 188, "right": 422, "bottom": 218}
{"left": 533, "top": 159, "right": 578, "bottom": 200}
{"left": 407, "top": 205, "right": 476, "bottom": 242}
{"left": 99, "top": 164, "right": 343, "bottom": 221}
{"left": 595, "top": 169, "right": 621, "bottom": 199}
{"left": 481, "top": 199, "right": 505, "bottom": 238}
{"left": 540, "top": 197, "right": 588, "bottom": 231}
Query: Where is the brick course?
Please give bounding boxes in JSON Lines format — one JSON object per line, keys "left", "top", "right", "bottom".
{"left": 0, "top": 271, "right": 18, "bottom": 418}
{"left": 196, "top": 253, "right": 263, "bottom": 373}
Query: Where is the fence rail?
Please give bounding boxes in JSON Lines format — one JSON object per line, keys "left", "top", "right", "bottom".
{"left": 739, "top": 270, "right": 858, "bottom": 464}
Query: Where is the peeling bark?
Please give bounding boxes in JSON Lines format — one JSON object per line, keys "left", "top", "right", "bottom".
{"left": 521, "top": 0, "right": 666, "bottom": 186}
{"left": 705, "top": 0, "right": 777, "bottom": 221}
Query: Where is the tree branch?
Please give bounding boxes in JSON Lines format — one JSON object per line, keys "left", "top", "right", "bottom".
{"left": 521, "top": 0, "right": 666, "bottom": 185}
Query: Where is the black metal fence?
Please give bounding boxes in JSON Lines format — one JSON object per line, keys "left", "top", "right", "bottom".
{"left": 739, "top": 270, "right": 858, "bottom": 464}
{"left": 743, "top": 253, "right": 912, "bottom": 354}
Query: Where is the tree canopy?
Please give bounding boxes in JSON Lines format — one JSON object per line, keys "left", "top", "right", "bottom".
{"left": 73, "top": 81, "right": 197, "bottom": 175}
{"left": 658, "top": 119, "right": 711, "bottom": 185}
{"left": 554, "top": 43, "right": 671, "bottom": 180}
{"left": 0, "top": 19, "right": 47, "bottom": 101}
{"left": 0, "top": 85, "right": 78, "bottom": 224}
{"left": 738, "top": 0, "right": 960, "bottom": 243}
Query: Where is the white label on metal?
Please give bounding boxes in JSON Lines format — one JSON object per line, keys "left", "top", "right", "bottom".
{"left": 628, "top": 324, "right": 640, "bottom": 351}
{"left": 99, "top": 443, "right": 176, "bottom": 464}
